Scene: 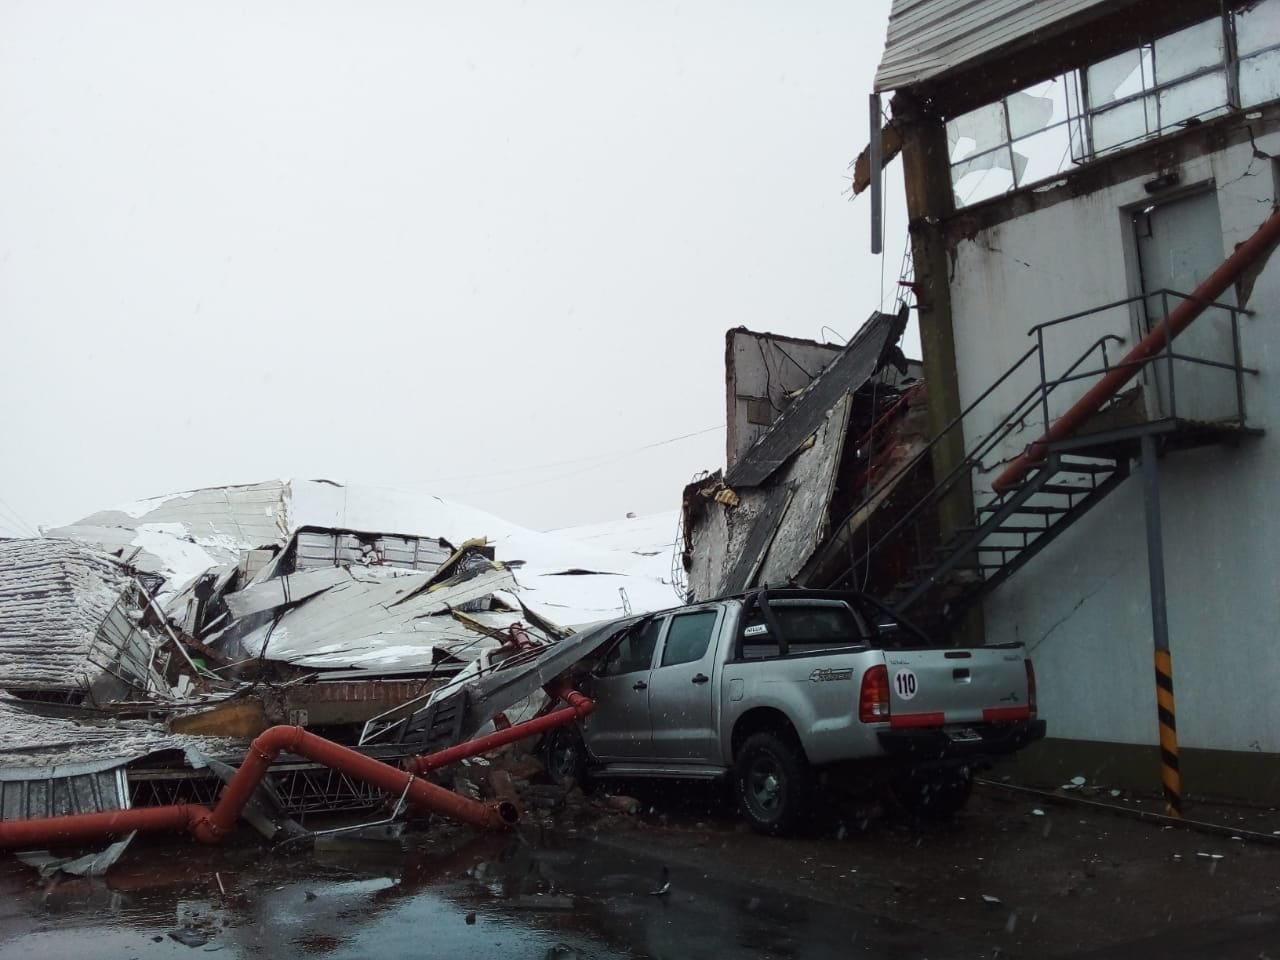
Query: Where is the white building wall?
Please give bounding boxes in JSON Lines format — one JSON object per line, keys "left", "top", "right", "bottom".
{"left": 947, "top": 132, "right": 1280, "bottom": 753}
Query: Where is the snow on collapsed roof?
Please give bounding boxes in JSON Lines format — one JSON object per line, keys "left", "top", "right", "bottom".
{"left": 48, "top": 479, "right": 681, "bottom": 629}
{"left": 549, "top": 511, "right": 680, "bottom": 559}
{"left": 0, "top": 539, "right": 136, "bottom": 692}
{"left": 0, "top": 693, "right": 240, "bottom": 767}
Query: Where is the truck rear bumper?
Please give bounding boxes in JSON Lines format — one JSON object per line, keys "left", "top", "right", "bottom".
{"left": 876, "top": 719, "right": 1046, "bottom": 759}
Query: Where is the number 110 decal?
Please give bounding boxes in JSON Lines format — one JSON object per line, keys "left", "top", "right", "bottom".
{"left": 894, "top": 668, "right": 918, "bottom": 699}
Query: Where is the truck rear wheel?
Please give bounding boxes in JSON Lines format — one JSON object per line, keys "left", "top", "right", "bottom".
{"left": 734, "top": 731, "right": 813, "bottom": 836}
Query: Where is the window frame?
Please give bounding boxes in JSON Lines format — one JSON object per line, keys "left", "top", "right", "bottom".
{"left": 945, "top": 0, "right": 1280, "bottom": 210}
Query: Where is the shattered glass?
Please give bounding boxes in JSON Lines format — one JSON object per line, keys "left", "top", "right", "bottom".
{"left": 1235, "top": 0, "right": 1280, "bottom": 56}
{"left": 1007, "top": 79, "right": 1066, "bottom": 140}
{"left": 1087, "top": 47, "right": 1153, "bottom": 105}
{"left": 950, "top": 148, "right": 1015, "bottom": 206}
{"left": 946, "top": 101, "right": 1007, "bottom": 164}
{"left": 1012, "top": 124, "right": 1073, "bottom": 188}
{"left": 1240, "top": 47, "right": 1280, "bottom": 107}
{"left": 1153, "top": 19, "right": 1224, "bottom": 84}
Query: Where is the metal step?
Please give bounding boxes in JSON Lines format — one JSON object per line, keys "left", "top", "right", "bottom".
{"left": 993, "top": 524, "right": 1052, "bottom": 534}
{"left": 1038, "top": 483, "right": 1091, "bottom": 496}
{"left": 1057, "top": 459, "right": 1118, "bottom": 474}
{"left": 980, "top": 503, "right": 1069, "bottom": 516}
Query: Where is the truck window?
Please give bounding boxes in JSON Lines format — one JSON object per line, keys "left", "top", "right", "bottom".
{"left": 773, "top": 603, "right": 868, "bottom": 654}
{"left": 600, "top": 617, "right": 664, "bottom": 676}
{"left": 739, "top": 609, "right": 781, "bottom": 660}
{"left": 737, "top": 599, "right": 868, "bottom": 660}
{"left": 659, "top": 610, "right": 718, "bottom": 667}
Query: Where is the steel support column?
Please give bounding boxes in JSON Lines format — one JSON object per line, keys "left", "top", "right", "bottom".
{"left": 1141, "top": 433, "right": 1182, "bottom": 817}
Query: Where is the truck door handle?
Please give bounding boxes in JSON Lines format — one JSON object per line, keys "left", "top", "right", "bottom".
{"left": 633, "top": 680, "right": 648, "bottom": 691}
{"left": 953, "top": 668, "right": 970, "bottom": 680}
{"left": 691, "top": 673, "right": 709, "bottom": 685}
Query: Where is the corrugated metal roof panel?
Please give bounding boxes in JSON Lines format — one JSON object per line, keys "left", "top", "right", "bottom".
{"left": 63, "top": 481, "right": 289, "bottom": 551}
{"left": 293, "top": 529, "right": 452, "bottom": 574}
{"left": 874, "top": 0, "right": 1112, "bottom": 91}
{"left": 0, "top": 539, "right": 132, "bottom": 691}
{"left": 231, "top": 565, "right": 518, "bottom": 670}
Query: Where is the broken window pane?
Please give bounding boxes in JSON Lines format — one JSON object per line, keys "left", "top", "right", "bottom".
{"left": 1235, "top": 0, "right": 1280, "bottom": 57}
{"left": 1091, "top": 95, "right": 1155, "bottom": 153}
{"left": 1239, "top": 47, "right": 1280, "bottom": 106}
{"left": 951, "top": 148, "right": 1014, "bottom": 207}
{"left": 1008, "top": 77, "right": 1069, "bottom": 140}
{"left": 1087, "top": 47, "right": 1152, "bottom": 105}
{"left": 1013, "top": 124, "right": 1074, "bottom": 187}
{"left": 1157, "top": 71, "right": 1228, "bottom": 128}
{"left": 946, "top": 101, "right": 1008, "bottom": 163}
{"left": 1153, "top": 19, "right": 1224, "bottom": 84}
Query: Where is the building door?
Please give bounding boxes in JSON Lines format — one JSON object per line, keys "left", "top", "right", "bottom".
{"left": 1133, "top": 190, "right": 1240, "bottom": 423}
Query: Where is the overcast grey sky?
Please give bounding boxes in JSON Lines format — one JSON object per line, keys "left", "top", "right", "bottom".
{"left": 0, "top": 0, "right": 908, "bottom": 536}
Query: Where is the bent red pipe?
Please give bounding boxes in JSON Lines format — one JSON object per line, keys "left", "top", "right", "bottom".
{"left": 408, "top": 685, "right": 595, "bottom": 775}
{"left": 196, "top": 725, "right": 518, "bottom": 841}
{"left": 0, "top": 726, "right": 517, "bottom": 852}
{"left": 993, "top": 205, "right": 1280, "bottom": 493}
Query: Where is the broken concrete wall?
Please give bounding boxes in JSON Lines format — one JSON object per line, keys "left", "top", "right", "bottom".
{"left": 725, "top": 329, "right": 842, "bottom": 470}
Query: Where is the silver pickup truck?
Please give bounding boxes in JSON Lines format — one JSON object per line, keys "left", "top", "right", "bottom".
{"left": 545, "top": 589, "right": 1045, "bottom": 834}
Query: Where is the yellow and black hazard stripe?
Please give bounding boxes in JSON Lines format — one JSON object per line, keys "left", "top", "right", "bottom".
{"left": 1154, "top": 649, "right": 1182, "bottom": 817}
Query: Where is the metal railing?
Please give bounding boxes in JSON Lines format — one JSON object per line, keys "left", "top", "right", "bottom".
{"left": 827, "top": 289, "right": 1254, "bottom": 592}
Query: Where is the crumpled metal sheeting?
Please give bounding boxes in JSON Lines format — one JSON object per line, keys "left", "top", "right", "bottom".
{"left": 0, "top": 695, "right": 239, "bottom": 768}
{"left": 0, "top": 538, "right": 145, "bottom": 691}
{"left": 228, "top": 565, "right": 524, "bottom": 670}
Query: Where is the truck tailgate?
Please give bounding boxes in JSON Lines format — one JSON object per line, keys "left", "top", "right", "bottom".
{"left": 882, "top": 646, "right": 1030, "bottom": 727}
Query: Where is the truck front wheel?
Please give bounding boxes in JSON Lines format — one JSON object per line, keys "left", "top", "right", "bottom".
{"left": 734, "top": 731, "right": 813, "bottom": 836}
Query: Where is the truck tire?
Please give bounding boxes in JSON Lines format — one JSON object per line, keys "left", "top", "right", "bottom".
{"left": 734, "top": 731, "right": 813, "bottom": 836}
{"left": 543, "top": 725, "right": 591, "bottom": 792}
{"left": 894, "top": 767, "right": 973, "bottom": 819}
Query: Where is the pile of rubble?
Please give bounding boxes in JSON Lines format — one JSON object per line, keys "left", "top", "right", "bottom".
{"left": 0, "top": 479, "right": 679, "bottom": 872}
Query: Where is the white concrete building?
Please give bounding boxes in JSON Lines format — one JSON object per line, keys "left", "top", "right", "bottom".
{"left": 862, "top": 0, "right": 1280, "bottom": 801}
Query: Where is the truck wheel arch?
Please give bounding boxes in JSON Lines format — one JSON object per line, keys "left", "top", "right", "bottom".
{"left": 731, "top": 707, "right": 804, "bottom": 760}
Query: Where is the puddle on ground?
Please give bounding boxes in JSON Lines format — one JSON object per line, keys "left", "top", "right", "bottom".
{"left": 0, "top": 826, "right": 960, "bottom": 959}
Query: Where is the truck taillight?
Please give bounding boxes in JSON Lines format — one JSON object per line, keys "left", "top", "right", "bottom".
{"left": 859, "top": 665, "right": 890, "bottom": 723}
{"left": 1025, "top": 659, "right": 1037, "bottom": 719}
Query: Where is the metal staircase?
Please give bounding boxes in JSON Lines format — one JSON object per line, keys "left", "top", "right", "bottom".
{"left": 893, "top": 450, "right": 1129, "bottom": 616}
{"left": 831, "top": 288, "right": 1260, "bottom": 627}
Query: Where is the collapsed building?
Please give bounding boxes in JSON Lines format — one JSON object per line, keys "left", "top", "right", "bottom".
{"left": 0, "top": 480, "right": 680, "bottom": 868}
{"left": 678, "top": 310, "right": 936, "bottom": 619}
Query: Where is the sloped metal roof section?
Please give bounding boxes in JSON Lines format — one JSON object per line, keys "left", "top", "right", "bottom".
{"left": 874, "top": 0, "right": 1111, "bottom": 92}
{"left": 725, "top": 309, "right": 903, "bottom": 489}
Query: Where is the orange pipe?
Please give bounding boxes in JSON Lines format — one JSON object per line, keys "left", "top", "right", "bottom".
{"left": 993, "top": 206, "right": 1280, "bottom": 493}
{"left": 0, "top": 727, "right": 517, "bottom": 852}
{"left": 0, "top": 804, "right": 210, "bottom": 849}
{"left": 196, "top": 725, "right": 518, "bottom": 841}
{"left": 408, "top": 686, "right": 595, "bottom": 775}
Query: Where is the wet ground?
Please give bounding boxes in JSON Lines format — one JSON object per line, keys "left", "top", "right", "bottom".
{"left": 2, "top": 784, "right": 1280, "bottom": 959}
